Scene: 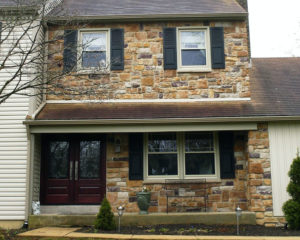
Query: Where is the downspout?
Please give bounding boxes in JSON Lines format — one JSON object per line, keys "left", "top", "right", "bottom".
{"left": 24, "top": 125, "right": 32, "bottom": 228}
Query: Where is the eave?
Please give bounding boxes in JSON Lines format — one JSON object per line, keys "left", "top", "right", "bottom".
{"left": 46, "top": 12, "right": 248, "bottom": 24}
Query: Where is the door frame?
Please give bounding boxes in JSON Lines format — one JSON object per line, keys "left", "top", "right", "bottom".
{"left": 40, "top": 134, "right": 106, "bottom": 205}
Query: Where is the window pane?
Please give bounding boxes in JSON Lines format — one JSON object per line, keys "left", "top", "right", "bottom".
{"left": 48, "top": 141, "right": 69, "bottom": 179}
{"left": 181, "top": 31, "right": 205, "bottom": 49}
{"left": 148, "top": 133, "right": 177, "bottom": 152}
{"left": 148, "top": 154, "right": 178, "bottom": 175}
{"left": 185, "top": 132, "right": 214, "bottom": 152}
{"left": 182, "top": 49, "right": 206, "bottom": 66}
{"left": 79, "top": 141, "right": 101, "bottom": 179}
{"left": 185, "top": 153, "right": 215, "bottom": 175}
{"left": 82, "top": 51, "right": 106, "bottom": 68}
{"left": 82, "top": 32, "right": 106, "bottom": 51}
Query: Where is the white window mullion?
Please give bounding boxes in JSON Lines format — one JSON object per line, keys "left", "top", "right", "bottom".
{"left": 178, "top": 132, "right": 184, "bottom": 179}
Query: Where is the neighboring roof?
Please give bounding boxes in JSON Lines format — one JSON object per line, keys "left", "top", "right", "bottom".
{"left": 48, "top": 0, "right": 246, "bottom": 19}
{"left": 34, "top": 58, "right": 300, "bottom": 122}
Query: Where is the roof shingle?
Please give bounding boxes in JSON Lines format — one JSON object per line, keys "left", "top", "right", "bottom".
{"left": 48, "top": 0, "right": 246, "bottom": 19}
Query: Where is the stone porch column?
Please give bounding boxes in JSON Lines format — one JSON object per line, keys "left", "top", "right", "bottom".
{"left": 247, "top": 123, "right": 279, "bottom": 226}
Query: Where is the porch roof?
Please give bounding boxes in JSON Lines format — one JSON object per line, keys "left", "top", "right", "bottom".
{"left": 34, "top": 57, "right": 300, "bottom": 122}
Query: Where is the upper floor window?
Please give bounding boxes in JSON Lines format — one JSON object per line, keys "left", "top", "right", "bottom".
{"left": 79, "top": 29, "right": 110, "bottom": 70}
{"left": 163, "top": 27, "right": 224, "bottom": 71}
{"left": 177, "top": 27, "right": 211, "bottom": 72}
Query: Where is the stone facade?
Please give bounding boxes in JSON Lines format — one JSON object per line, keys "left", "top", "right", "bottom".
{"left": 47, "top": 20, "right": 250, "bottom": 100}
{"left": 247, "top": 123, "right": 285, "bottom": 226}
{"left": 106, "top": 132, "right": 248, "bottom": 214}
{"left": 104, "top": 127, "right": 285, "bottom": 226}
{"left": 44, "top": 18, "right": 282, "bottom": 227}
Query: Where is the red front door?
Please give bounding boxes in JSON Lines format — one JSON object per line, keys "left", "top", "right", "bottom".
{"left": 41, "top": 135, "right": 106, "bottom": 205}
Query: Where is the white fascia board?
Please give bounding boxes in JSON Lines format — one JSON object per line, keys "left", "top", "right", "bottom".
{"left": 46, "top": 98, "right": 251, "bottom": 103}
{"left": 47, "top": 12, "right": 247, "bottom": 22}
{"left": 29, "top": 122, "right": 257, "bottom": 134}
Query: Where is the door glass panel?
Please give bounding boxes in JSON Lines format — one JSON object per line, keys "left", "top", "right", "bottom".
{"left": 48, "top": 141, "right": 69, "bottom": 179}
{"left": 79, "top": 141, "right": 101, "bottom": 179}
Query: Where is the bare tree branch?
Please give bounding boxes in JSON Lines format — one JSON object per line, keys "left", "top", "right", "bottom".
{"left": 0, "top": 0, "right": 116, "bottom": 105}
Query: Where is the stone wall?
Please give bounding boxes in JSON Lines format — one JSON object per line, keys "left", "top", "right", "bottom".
{"left": 47, "top": 20, "right": 250, "bottom": 100}
{"left": 247, "top": 123, "right": 285, "bottom": 226}
{"left": 106, "top": 132, "right": 249, "bottom": 214}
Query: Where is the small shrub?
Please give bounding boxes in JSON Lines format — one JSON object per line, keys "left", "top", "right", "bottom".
{"left": 283, "top": 200, "right": 300, "bottom": 230}
{"left": 94, "top": 197, "right": 116, "bottom": 231}
{"left": 282, "top": 153, "right": 300, "bottom": 229}
{"left": 145, "top": 228, "right": 155, "bottom": 233}
{"left": 188, "top": 228, "right": 196, "bottom": 233}
{"left": 159, "top": 227, "right": 169, "bottom": 233}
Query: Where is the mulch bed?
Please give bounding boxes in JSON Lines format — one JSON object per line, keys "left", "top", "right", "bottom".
{"left": 78, "top": 224, "right": 300, "bottom": 236}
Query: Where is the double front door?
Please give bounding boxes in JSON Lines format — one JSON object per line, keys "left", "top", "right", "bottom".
{"left": 41, "top": 135, "right": 106, "bottom": 205}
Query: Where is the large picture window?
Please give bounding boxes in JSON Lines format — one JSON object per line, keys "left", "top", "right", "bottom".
{"left": 145, "top": 132, "right": 219, "bottom": 180}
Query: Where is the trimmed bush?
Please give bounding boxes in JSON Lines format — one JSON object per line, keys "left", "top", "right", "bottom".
{"left": 282, "top": 153, "right": 300, "bottom": 229}
{"left": 95, "top": 197, "right": 116, "bottom": 230}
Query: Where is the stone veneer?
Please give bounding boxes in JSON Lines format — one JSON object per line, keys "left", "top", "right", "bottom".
{"left": 106, "top": 132, "right": 249, "bottom": 214}
{"left": 47, "top": 21, "right": 250, "bottom": 100}
{"left": 105, "top": 127, "right": 286, "bottom": 226}
{"left": 247, "top": 123, "right": 285, "bottom": 226}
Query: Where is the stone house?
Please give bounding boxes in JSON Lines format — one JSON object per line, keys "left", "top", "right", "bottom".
{"left": 2, "top": 0, "right": 300, "bottom": 229}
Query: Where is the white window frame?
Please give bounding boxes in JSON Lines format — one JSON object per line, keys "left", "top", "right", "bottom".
{"left": 144, "top": 132, "right": 220, "bottom": 181}
{"left": 177, "top": 26, "right": 211, "bottom": 72}
{"left": 77, "top": 28, "right": 110, "bottom": 73}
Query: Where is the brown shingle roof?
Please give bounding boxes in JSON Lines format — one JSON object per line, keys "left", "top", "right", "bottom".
{"left": 36, "top": 58, "right": 300, "bottom": 121}
{"left": 48, "top": 0, "right": 246, "bottom": 19}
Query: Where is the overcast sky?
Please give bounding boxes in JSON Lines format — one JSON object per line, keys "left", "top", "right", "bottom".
{"left": 248, "top": 0, "right": 300, "bottom": 57}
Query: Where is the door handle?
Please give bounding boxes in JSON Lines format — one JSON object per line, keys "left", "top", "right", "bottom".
{"left": 69, "top": 161, "right": 73, "bottom": 180}
{"left": 75, "top": 161, "right": 78, "bottom": 180}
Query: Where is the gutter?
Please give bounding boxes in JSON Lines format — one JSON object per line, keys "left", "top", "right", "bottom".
{"left": 46, "top": 12, "right": 248, "bottom": 23}
{"left": 23, "top": 115, "right": 300, "bottom": 126}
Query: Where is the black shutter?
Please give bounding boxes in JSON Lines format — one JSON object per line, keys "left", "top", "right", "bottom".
{"left": 219, "top": 132, "right": 235, "bottom": 179}
{"left": 63, "top": 30, "right": 78, "bottom": 73}
{"left": 129, "top": 133, "right": 144, "bottom": 180}
{"left": 110, "top": 28, "right": 124, "bottom": 70}
{"left": 163, "top": 28, "right": 177, "bottom": 70}
{"left": 210, "top": 27, "right": 225, "bottom": 69}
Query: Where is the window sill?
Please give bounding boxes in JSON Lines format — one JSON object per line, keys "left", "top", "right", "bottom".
{"left": 143, "top": 178, "right": 221, "bottom": 184}
{"left": 177, "top": 68, "right": 212, "bottom": 73}
{"left": 75, "top": 69, "right": 110, "bottom": 75}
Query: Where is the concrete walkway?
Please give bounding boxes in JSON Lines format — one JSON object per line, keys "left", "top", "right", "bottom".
{"left": 18, "top": 227, "right": 300, "bottom": 240}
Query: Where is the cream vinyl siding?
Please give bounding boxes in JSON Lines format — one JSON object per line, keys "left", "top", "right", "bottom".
{"left": 269, "top": 122, "right": 300, "bottom": 216}
{"left": 32, "top": 134, "right": 41, "bottom": 202}
{"left": 0, "top": 20, "right": 43, "bottom": 220}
